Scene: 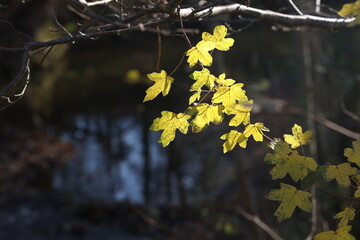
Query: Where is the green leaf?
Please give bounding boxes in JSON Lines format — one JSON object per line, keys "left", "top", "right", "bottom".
{"left": 344, "top": 140, "right": 360, "bottom": 167}
{"left": 314, "top": 226, "right": 355, "bottom": 240}
{"left": 220, "top": 130, "right": 247, "bottom": 153}
{"left": 324, "top": 163, "right": 358, "bottom": 187}
{"left": 265, "top": 141, "right": 317, "bottom": 182}
{"left": 190, "top": 103, "right": 224, "bottom": 133}
{"left": 339, "top": 0, "right": 360, "bottom": 26}
{"left": 189, "top": 68, "right": 216, "bottom": 91}
{"left": 202, "top": 25, "right": 234, "bottom": 51}
{"left": 334, "top": 208, "right": 356, "bottom": 228}
{"left": 150, "top": 111, "right": 191, "bottom": 147}
{"left": 267, "top": 183, "right": 312, "bottom": 222}
{"left": 283, "top": 124, "right": 312, "bottom": 149}
{"left": 186, "top": 40, "right": 214, "bottom": 67}
{"left": 243, "top": 122, "right": 269, "bottom": 142}
{"left": 143, "top": 70, "right": 174, "bottom": 102}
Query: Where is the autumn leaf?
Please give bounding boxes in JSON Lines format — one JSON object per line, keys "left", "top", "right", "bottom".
{"left": 283, "top": 124, "right": 312, "bottom": 149}
{"left": 228, "top": 100, "right": 253, "bottom": 127}
{"left": 212, "top": 83, "right": 247, "bottom": 114}
{"left": 186, "top": 40, "right": 215, "bottom": 67}
{"left": 352, "top": 174, "right": 360, "bottom": 197}
{"left": 202, "top": 25, "right": 234, "bottom": 51}
{"left": 216, "top": 73, "right": 236, "bottom": 86}
{"left": 339, "top": 0, "right": 360, "bottom": 26}
{"left": 344, "top": 140, "right": 360, "bottom": 167}
{"left": 243, "top": 122, "right": 269, "bottom": 142}
{"left": 189, "top": 68, "right": 216, "bottom": 91}
{"left": 150, "top": 111, "right": 191, "bottom": 147}
{"left": 265, "top": 141, "right": 318, "bottom": 182}
{"left": 220, "top": 130, "right": 247, "bottom": 153}
{"left": 267, "top": 183, "right": 312, "bottom": 222}
{"left": 189, "top": 89, "right": 202, "bottom": 105}
{"left": 143, "top": 70, "right": 174, "bottom": 102}
{"left": 324, "top": 163, "right": 358, "bottom": 187}
{"left": 190, "top": 103, "right": 224, "bottom": 133}
{"left": 334, "top": 208, "right": 356, "bottom": 228}
{"left": 314, "top": 226, "right": 355, "bottom": 240}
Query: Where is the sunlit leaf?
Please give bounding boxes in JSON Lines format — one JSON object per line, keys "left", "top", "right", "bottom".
{"left": 314, "top": 226, "right": 355, "bottom": 240}
{"left": 189, "top": 68, "right": 216, "bottom": 91}
{"left": 212, "top": 83, "right": 247, "bottom": 114}
{"left": 339, "top": 0, "right": 360, "bottom": 26}
{"left": 267, "top": 183, "right": 312, "bottom": 222}
{"left": 334, "top": 208, "right": 356, "bottom": 228}
{"left": 216, "top": 73, "right": 236, "bottom": 86}
{"left": 243, "top": 122, "right": 269, "bottom": 142}
{"left": 189, "top": 89, "right": 202, "bottom": 105}
{"left": 283, "top": 124, "right": 312, "bottom": 149}
{"left": 190, "top": 103, "right": 224, "bottom": 133}
{"left": 228, "top": 100, "right": 253, "bottom": 127}
{"left": 202, "top": 25, "right": 234, "bottom": 51}
{"left": 220, "top": 130, "right": 247, "bottom": 153}
{"left": 150, "top": 111, "right": 191, "bottom": 147}
{"left": 324, "top": 163, "right": 358, "bottom": 187}
{"left": 143, "top": 70, "right": 174, "bottom": 102}
{"left": 265, "top": 141, "right": 317, "bottom": 182}
{"left": 344, "top": 140, "right": 360, "bottom": 167}
{"left": 186, "top": 40, "right": 215, "bottom": 67}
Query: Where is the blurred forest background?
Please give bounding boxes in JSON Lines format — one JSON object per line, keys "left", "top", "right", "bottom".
{"left": 0, "top": 0, "right": 359, "bottom": 239}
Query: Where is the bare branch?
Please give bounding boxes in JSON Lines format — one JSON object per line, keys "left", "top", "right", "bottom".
{"left": 287, "top": 0, "right": 304, "bottom": 15}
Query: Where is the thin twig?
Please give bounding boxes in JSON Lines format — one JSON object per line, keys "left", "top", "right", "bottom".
{"left": 237, "top": 207, "right": 285, "bottom": 240}
{"left": 52, "top": 7, "right": 73, "bottom": 37}
{"left": 156, "top": 26, "right": 162, "bottom": 71}
{"left": 287, "top": 0, "right": 304, "bottom": 15}
{"left": 340, "top": 95, "right": 360, "bottom": 122}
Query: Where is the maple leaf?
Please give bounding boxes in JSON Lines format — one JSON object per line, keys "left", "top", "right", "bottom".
{"left": 243, "top": 122, "right": 269, "bottom": 142}
{"left": 324, "top": 163, "right": 358, "bottom": 187}
{"left": 344, "top": 140, "right": 360, "bottom": 167}
{"left": 334, "top": 208, "right": 356, "bottom": 228}
{"left": 212, "top": 83, "right": 247, "bottom": 114}
{"left": 189, "top": 68, "right": 216, "bottom": 91}
{"left": 186, "top": 40, "right": 215, "bottom": 67}
{"left": 352, "top": 174, "right": 360, "bottom": 197}
{"left": 267, "top": 183, "right": 312, "bottom": 222}
{"left": 355, "top": 187, "right": 360, "bottom": 198}
{"left": 220, "top": 130, "right": 247, "bottom": 153}
{"left": 283, "top": 124, "right": 312, "bottom": 149}
{"left": 150, "top": 111, "right": 191, "bottom": 147}
{"left": 189, "top": 89, "right": 202, "bottom": 105}
{"left": 228, "top": 100, "right": 253, "bottom": 127}
{"left": 202, "top": 25, "right": 234, "bottom": 51}
{"left": 216, "top": 73, "right": 236, "bottom": 86}
{"left": 265, "top": 141, "right": 318, "bottom": 182}
{"left": 143, "top": 70, "right": 174, "bottom": 102}
{"left": 190, "top": 103, "right": 224, "bottom": 133}
{"left": 314, "top": 226, "right": 356, "bottom": 240}
{"left": 339, "top": 0, "right": 360, "bottom": 26}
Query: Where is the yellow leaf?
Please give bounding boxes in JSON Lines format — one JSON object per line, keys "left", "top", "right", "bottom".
{"left": 202, "top": 25, "right": 234, "bottom": 51}
{"left": 334, "top": 208, "right": 356, "bottom": 228}
{"left": 267, "top": 183, "right": 312, "bottom": 222}
{"left": 220, "top": 130, "right": 247, "bottom": 153}
{"left": 344, "top": 140, "right": 360, "bottom": 167}
{"left": 283, "top": 124, "right": 312, "bottom": 149}
{"left": 190, "top": 103, "right": 224, "bottom": 133}
{"left": 339, "top": 0, "right": 360, "bottom": 26}
{"left": 324, "top": 163, "right": 357, "bottom": 187}
{"left": 189, "top": 68, "right": 216, "bottom": 91}
{"left": 189, "top": 90, "right": 202, "bottom": 105}
{"left": 352, "top": 174, "right": 360, "bottom": 197}
{"left": 314, "top": 226, "right": 355, "bottom": 240}
{"left": 186, "top": 40, "right": 214, "bottom": 67}
{"left": 354, "top": 187, "right": 360, "bottom": 198}
{"left": 150, "top": 111, "right": 191, "bottom": 147}
{"left": 265, "top": 141, "right": 318, "bottom": 182}
{"left": 216, "top": 73, "right": 236, "bottom": 86}
{"left": 212, "top": 83, "right": 247, "bottom": 114}
{"left": 143, "top": 70, "right": 174, "bottom": 102}
{"left": 243, "top": 122, "right": 269, "bottom": 142}
{"left": 228, "top": 100, "right": 253, "bottom": 127}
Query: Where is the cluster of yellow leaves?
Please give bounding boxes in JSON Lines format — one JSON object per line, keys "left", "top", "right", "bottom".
{"left": 186, "top": 25, "right": 234, "bottom": 67}
{"left": 339, "top": 0, "right": 360, "bottom": 26}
